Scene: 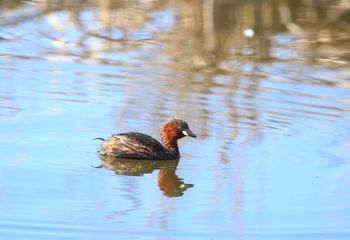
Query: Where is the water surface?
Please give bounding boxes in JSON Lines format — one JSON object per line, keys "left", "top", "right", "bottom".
{"left": 1, "top": 0, "right": 350, "bottom": 239}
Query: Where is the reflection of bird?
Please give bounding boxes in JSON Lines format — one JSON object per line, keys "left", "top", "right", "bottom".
{"left": 97, "top": 156, "right": 194, "bottom": 197}
{"left": 158, "top": 169, "right": 194, "bottom": 197}
{"left": 95, "top": 118, "right": 196, "bottom": 160}
{"left": 98, "top": 155, "right": 179, "bottom": 176}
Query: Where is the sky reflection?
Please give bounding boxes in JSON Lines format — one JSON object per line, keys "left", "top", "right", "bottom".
{"left": 1, "top": 0, "right": 350, "bottom": 239}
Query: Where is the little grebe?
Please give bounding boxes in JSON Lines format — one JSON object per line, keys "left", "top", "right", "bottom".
{"left": 97, "top": 118, "right": 196, "bottom": 160}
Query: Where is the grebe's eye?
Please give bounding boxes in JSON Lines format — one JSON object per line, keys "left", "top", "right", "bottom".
{"left": 182, "top": 129, "right": 197, "bottom": 138}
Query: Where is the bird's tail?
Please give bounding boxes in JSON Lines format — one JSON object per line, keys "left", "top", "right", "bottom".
{"left": 93, "top": 137, "right": 105, "bottom": 141}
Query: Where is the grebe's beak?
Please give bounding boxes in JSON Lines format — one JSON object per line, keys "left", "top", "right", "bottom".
{"left": 182, "top": 129, "right": 197, "bottom": 138}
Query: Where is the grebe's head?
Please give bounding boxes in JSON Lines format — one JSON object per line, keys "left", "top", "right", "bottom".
{"left": 161, "top": 118, "right": 196, "bottom": 148}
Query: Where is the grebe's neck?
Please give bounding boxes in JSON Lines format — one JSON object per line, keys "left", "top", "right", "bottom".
{"left": 161, "top": 122, "right": 180, "bottom": 155}
{"left": 161, "top": 135, "right": 179, "bottom": 151}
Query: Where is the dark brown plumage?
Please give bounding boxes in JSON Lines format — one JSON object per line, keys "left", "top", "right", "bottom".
{"left": 97, "top": 118, "right": 196, "bottom": 160}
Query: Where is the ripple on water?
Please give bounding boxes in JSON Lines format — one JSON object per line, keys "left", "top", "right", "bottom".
{"left": 1, "top": 218, "right": 349, "bottom": 240}
{"left": 1, "top": 1, "right": 350, "bottom": 240}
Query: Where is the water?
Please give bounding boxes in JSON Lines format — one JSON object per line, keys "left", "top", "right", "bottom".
{"left": 1, "top": 0, "right": 350, "bottom": 239}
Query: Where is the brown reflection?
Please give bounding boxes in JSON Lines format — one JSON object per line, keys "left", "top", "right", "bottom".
{"left": 2, "top": 0, "right": 350, "bottom": 65}
{"left": 158, "top": 169, "right": 193, "bottom": 197}
{"left": 2, "top": 0, "right": 349, "bottom": 135}
{"left": 99, "top": 155, "right": 193, "bottom": 197}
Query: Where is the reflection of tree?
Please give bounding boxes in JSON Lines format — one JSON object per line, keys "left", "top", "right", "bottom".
{"left": 2, "top": 0, "right": 349, "bottom": 232}
{"left": 3, "top": 0, "right": 349, "bottom": 153}
{"left": 2, "top": 0, "right": 350, "bottom": 64}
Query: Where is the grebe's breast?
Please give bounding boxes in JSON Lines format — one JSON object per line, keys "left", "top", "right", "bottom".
{"left": 100, "top": 132, "right": 170, "bottom": 160}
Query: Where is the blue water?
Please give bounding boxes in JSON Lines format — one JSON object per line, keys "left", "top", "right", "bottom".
{"left": 1, "top": 1, "right": 350, "bottom": 239}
